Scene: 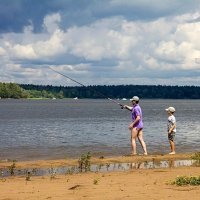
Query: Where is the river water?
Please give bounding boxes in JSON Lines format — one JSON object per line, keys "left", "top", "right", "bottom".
{"left": 0, "top": 99, "right": 199, "bottom": 160}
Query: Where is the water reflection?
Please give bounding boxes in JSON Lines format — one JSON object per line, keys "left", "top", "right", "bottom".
{"left": 0, "top": 159, "right": 197, "bottom": 178}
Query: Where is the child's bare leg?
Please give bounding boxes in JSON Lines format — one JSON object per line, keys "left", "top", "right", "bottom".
{"left": 169, "top": 140, "right": 175, "bottom": 153}
{"left": 137, "top": 129, "right": 148, "bottom": 155}
{"left": 131, "top": 128, "right": 138, "bottom": 155}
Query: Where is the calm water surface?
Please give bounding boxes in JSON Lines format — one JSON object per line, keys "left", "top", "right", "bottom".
{"left": 0, "top": 99, "right": 199, "bottom": 160}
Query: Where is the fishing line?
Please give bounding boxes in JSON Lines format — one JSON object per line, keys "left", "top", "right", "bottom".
{"left": 49, "top": 67, "right": 124, "bottom": 108}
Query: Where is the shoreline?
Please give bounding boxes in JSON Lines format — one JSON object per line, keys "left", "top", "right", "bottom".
{"left": 0, "top": 152, "right": 199, "bottom": 200}
{"left": 0, "top": 152, "right": 196, "bottom": 169}
{"left": 0, "top": 153, "right": 199, "bottom": 200}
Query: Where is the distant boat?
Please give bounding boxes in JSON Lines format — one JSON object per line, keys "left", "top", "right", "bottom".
{"left": 73, "top": 97, "right": 78, "bottom": 100}
{"left": 122, "top": 98, "right": 127, "bottom": 100}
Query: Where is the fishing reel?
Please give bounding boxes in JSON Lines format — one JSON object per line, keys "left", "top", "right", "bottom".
{"left": 120, "top": 104, "right": 124, "bottom": 109}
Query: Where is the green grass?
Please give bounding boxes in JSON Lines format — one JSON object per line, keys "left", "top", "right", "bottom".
{"left": 27, "top": 97, "right": 50, "bottom": 100}
{"left": 8, "top": 161, "right": 16, "bottom": 176}
{"left": 191, "top": 152, "right": 200, "bottom": 161}
{"left": 78, "top": 152, "right": 91, "bottom": 172}
{"left": 191, "top": 152, "right": 200, "bottom": 166}
{"left": 172, "top": 176, "right": 200, "bottom": 186}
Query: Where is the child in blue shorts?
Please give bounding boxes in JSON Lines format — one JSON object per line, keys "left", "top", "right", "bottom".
{"left": 165, "top": 107, "right": 176, "bottom": 155}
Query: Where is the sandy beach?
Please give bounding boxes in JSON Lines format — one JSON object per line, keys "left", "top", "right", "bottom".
{"left": 0, "top": 153, "right": 199, "bottom": 200}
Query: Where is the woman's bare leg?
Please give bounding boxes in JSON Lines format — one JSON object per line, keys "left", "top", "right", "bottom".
{"left": 137, "top": 129, "right": 148, "bottom": 155}
{"left": 131, "top": 128, "right": 138, "bottom": 155}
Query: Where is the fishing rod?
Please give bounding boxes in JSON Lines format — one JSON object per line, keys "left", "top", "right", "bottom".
{"left": 49, "top": 67, "right": 124, "bottom": 108}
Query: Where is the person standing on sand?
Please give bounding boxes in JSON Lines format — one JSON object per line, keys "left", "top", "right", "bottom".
{"left": 122, "top": 96, "right": 148, "bottom": 156}
{"left": 165, "top": 106, "right": 176, "bottom": 155}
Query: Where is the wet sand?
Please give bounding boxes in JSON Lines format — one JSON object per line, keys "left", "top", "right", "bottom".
{"left": 0, "top": 153, "right": 195, "bottom": 169}
{"left": 0, "top": 153, "right": 199, "bottom": 200}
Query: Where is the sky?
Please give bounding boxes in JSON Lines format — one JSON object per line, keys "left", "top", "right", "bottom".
{"left": 0, "top": 0, "right": 200, "bottom": 86}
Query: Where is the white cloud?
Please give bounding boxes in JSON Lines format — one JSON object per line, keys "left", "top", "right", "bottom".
{"left": 12, "top": 44, "right": 37, "bottom": 59}
{"left": 1, "top": 13, "right": 65, "bottom": 61}
{"left": 65, "top": 18, "right": 138, "bottom": 61}
{"left": 0, "top": 47, "right": 6, "bottom": 55}
{"left": 34, "top": 29, "right": 65, "bottom": 57}
{"left": 1, "top": 8, "right": 200, "bottom": 86}
{"left": 43, "top": 13, "right": 61, "bottom": 33}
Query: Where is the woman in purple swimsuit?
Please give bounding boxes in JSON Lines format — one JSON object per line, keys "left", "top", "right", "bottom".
{"left": 123, "top": 96, "right": 148, "bottom": 156}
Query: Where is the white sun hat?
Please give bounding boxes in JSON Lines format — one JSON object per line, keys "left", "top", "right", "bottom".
{"left": 165, "top": 107, "right": 176, "bottom": 112}
{"left": 130, "top": 96, "right": 139, "bottom": 101}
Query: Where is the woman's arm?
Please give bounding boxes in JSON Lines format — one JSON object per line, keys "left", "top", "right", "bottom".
{"left": 123, "top": 105, "right": 133, "bottom": 111}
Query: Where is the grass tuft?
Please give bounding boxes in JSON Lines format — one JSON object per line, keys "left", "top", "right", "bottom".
{"left": 78, "top": 152, "right": 91, "bottom": 172}
{"left": 191, "top": 152, "right": 200, "bottom": 166}
{"left": 172, "top": 176, "right": 200, "bottom": 186}
{"left": 8, "top": 161, "right": 16, "bottom": 176}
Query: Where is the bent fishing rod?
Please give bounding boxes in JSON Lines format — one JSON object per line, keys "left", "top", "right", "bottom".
{"left": 49, "top": 67, "right": 124, "bottom": 108}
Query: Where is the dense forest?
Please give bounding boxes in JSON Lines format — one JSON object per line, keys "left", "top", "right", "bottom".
{"left": 0, "top": 82, "right": 28, "bottom": 99}
{"left": 0, "top": 82, "right": 63, "bottom": 99}
{"left": 21, "top": 83, "right": 200, "bottom": 99}
{"left": 0, "top": 82, "right": 200, "bottom": 99}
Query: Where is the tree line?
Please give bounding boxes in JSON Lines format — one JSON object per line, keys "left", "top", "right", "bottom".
{"left": 20, "top": 83, "right": 200, "bottom": 99}
{"left": 0, "top": 82, "right": 62, "bottom": 99}
{"left": 1, "top": 82, "right": 200, "bottom": 99}
{"left": 0, "top": 82, "right": 28, "bottom": 99}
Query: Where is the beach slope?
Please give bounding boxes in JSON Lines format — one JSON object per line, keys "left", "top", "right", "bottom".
{"left": 0, "top": 153, "right": 199, "bottom": 200}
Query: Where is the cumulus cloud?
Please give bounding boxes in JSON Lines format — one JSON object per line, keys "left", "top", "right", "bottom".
{"left": 43, "top": 13, "right": 61, "bottom": 33}
{"left": 0, "top": 1, "right": 200, "bottom": 86}
{"left": 1, "top": 14, "right": 65, "bottom": 61}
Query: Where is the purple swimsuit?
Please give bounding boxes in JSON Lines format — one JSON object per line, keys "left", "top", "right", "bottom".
{"left": 131, "top": 104, "right": 143, "bottom": 129}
